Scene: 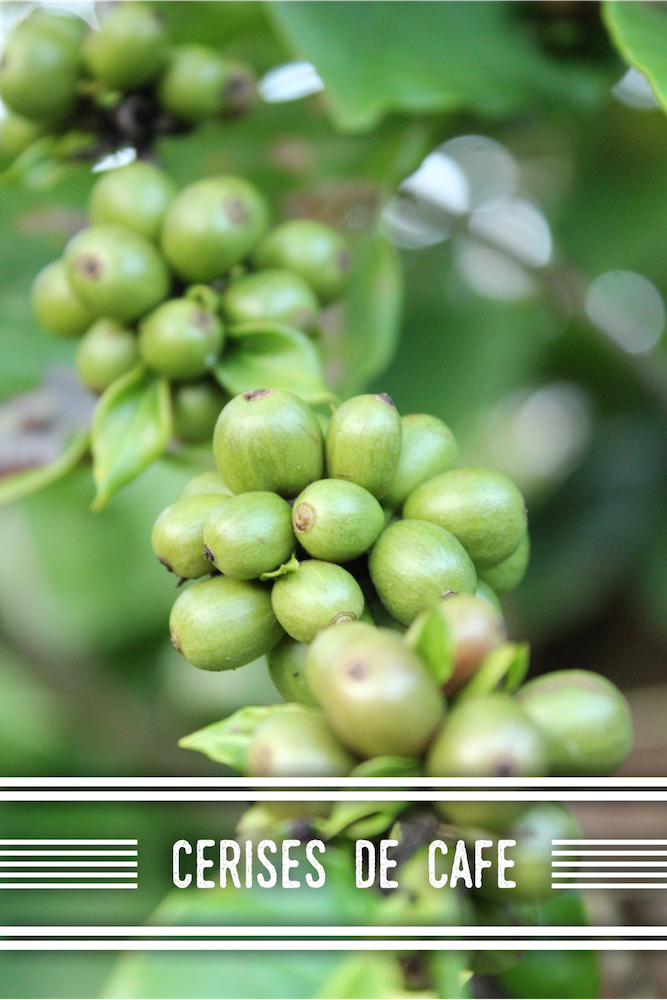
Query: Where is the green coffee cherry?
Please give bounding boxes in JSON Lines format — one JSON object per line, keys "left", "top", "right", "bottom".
{"left": 25, "top": 11, "right": 86, "bottom": 49}
{"left": 138, "top": 299, "right": 224, "bottom": 380}
{"left": 31, "top": 259, "right": 95, "bottom": 338}
{"left": 213, "top": 389, "right": 324, "bottom": 498}
{"left": 203, "top": 492, "right": 294, "bottom": 580}
{"left": 253, "top": 220, "right": 350, "bottom": 304}
{"left": 404, "top": 467, "right": 528, "bottom": 569}
{"left": 515, "top": 670, "right": 633, "bottom": 776}
{"left": 65, "top": 224, "right": 170, "bottom": 323}
{"left": 170, "top": 575, "right": 283, "bottom": 670}
{"left": 245, "top": 706, "right": 354, "bottom": 777}
{"left": 179, "top": 470, "right": 233, "bottom": 501}
{"left": 88, "top": 162, "right": 177, "bottom": 244}
{"left": 0, "top": 112, "right": 44, "bottom": 166}
{"left": 377, "top": 846, "right": 468, "bottom": 927}
{"left": 221, "top": 269, "right": 319, "bottom": 334}
{"left": 326, "top": 393, "right": 402, "bottom": 500}
{"left": 292, "top": 480, "right": 384, "bottom": 563}
{"left": 383, "top": 414, "right": 458, "bottom": 510}
{"left": 407, "top": 594, "right": 506, "bottom": 695}
{"left": 158, "top": 45, "right": 256, "bottom": 122}
{"left": 172, "top": 381, "right": 228, "bottom": 444}
{"left": 0, "top": 18, "right": 80, "bottom": 122}
{"left": 305, "top": 621, "right": 376, "bottom": 699}
{"left": 369, "top": 519, "right": 477, "bottom": 626}
{"left": 428, "top": 694, "right": 548, "bottom": 830}
{"left": 161, "top": 177, "right": 269, "bottom": 283}
{"left": 479, "top": 531, "right": 530, "bottom": 595}
{"left": 267, "top": 635, "right": 319, "bottom": 707}
{"left": 152, "top": 494, "right": 225, "bottom": 579}
{"left": 306, "top": 626, "right": 445, "bottom": 758}
{"left": 81, "top": 2, "right": 166, "bottom": 90}
{"left": 76, "top": 319, "right": 139, "bottom": 394}
{"left": 271, "top": 560, "right": 365, "bottom": 643}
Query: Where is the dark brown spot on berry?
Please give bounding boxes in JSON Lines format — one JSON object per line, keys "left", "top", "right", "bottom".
{"left": 244, "top": 389, "right": 273, "bottom": 401}
{"left": 157, "top": 555, "right": 173, "bottom": 573}
{"left": 346, "top": 660, "right": 367, "bottom": 680}
{"left": 225, "top": 195, "right": 249, "bottom": 226}
{"left": 170, "top": 626, "right": 182, "bottom": 655}
{"left": 374, "top": 392, "right": 395, "bottom": 408}
{"left": 494, "top": 756, "right": 515, "bottom": 777}
{"left": 204, "top": 545, "right": 215, "bottom": 562}
{"left": 331, "top": 611, "right": 357, "bottom": 626}
{"left": 293, "top": 502, "right": 315, "bottom": 533}
{"left": 441, "top": 590, "right": 457, "bottom": 599}
{"left": 75, "top": 254, "right": 103, "bottom": 280}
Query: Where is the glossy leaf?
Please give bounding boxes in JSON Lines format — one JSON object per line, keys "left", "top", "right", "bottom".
{"left": 259, "top": 553, "right": 299, "bottom": 581}
{"left": 215, "top": 322, "right": 336, "bottom": 405}
{"left": 178, "top": 704, "right": 289, "bottom": 770}
{"left": 405, "top": 605, "right": 455, "bottom": 686}
{"left": 603, "top": 1, "right": 667, "bottom": 113}
{"left": 91, "top": 367, "right": 172, "bottom": 512}
{"left": 0, "top": 429, "right": 89, "bottom": 507}
{"left": 350, "top": 756, "right": 421, "bottom": 779}
{"left": 456, "top": 642, "right": 529, "bottom": 702}
{"left": 271, "top": 1, "right": 607, "bottom": 132}
{"left": 317, "top": 800, "right": 407, "bottom": 840}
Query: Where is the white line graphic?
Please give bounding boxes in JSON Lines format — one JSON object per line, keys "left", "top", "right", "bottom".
{"left": 0, "top": 840, "right": 138, "bottom": 891}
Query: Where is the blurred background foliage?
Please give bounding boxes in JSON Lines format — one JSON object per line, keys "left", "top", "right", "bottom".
{"left": 2, "top": 1, "right": 667, "bottom": 997}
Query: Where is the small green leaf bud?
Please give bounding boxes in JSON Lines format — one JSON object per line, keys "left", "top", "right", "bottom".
{"left": 89, "top": 162, "right": 177, "bottom": 244}
{"left": 170, "top": 575, "right": 284, "bottom": 670}
{"left": 384, "top": 414, "right": 458, "bottom": 509}
{"left": 65, "top": 224, "right": 170, "bottom": 324}
{"left": 267, "top": 635, "right": 319, "bottom": 707}
{"left": 31, "top": 259, "right": 96, "bottom": 338}
{"left": 152, "top": 493, "right": 226, "bottom": 579}
{"left": 213, "top": 388, "right": 324, "bottom": 497}
{"left": 326, "top": 393, "right": 402, "bottom": 500}
{"left": 404, "top": 467, "right": 528, "bottom": 569}
{"left": 515, "top": 670, "right": 633, "bottom": 776}
{"left": 203, "top": 492, "right": 295, "bottom": 580}
{"left": 271, "top": 560, "right": 365, "bottom": 643}
{"left": 221, "top": 269, "right": 319, "bottom": 334}
{"left": 138, "top": 299, "right": 224, "bottom": 380}
{"left": 369, "top": 519, "right": 477, "bottom": 626}
{"left": 253, "top": 220, "right": 350, "bottom": 304}
{"left": 76, "top": 319, "right": 139, "bottom": 393}
{"left": 293, "top": 479, "right": 384, "bottom": 563}
{"left": 160, "top": 177, "right": 269, "bottom": 283}
{"left": 81, "top": 2, "right": 166, "bottom": 90}
{"left": 306, "top": 626, "right": 445, "bottom": 758}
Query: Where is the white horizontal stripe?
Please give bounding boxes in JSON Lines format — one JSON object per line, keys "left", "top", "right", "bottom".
{"left": 2, "top": 925, "right": 667, "bottom": 937}
{"left": 0, "top": 884, "right": 137, "bottom": 889}
{"left": 0, "top": 851, "right": 136, "bottom": 856}
{"left": 1, "top": 940, "right": 667, "bottom": 951}
{"left": 0, "top": 862, "right": 136, "bottom": 868}
{"left": 553, "top": 840, "right": 667, "bottom": 845}
{"left": 553, "top": 850, "right": 667, "bottom": 856}
{"left": 7, "top": 792, "right": 667, "bottom": 803}
{"left": 0, "top": 840, "right": 136, "bottom": 845}
{"left": 553, "top": 861, "right": 667, "bottom": 867}
{"left": 4, "top": 777, "right": 667, "bottom": 787}
{"left": 552, "top": 873, "right": 667, "bottom": 878}
{"left": 0, "top": 873, "right": 137, "bottom": 878}
{"left": 553, "top": 883, "right": 667, "bottom": 890}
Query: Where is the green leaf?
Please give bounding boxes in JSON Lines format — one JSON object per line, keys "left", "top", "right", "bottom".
{"left": 0, "top": 429, "right": 89, "bottom": 507}
{"left": 178, "top": 704, "right": 290, "bottom": 770}
{"left": 215, "top": 322, "right": 336, "bottom": 405}
{"left": 350, "top": 756, "right": 421, "bottom": 779}
{"left": 90, "top": 367, "right": 172, "bottom": 511}
{"left": 315, "top": 953, "right": 415, "bottom": 1000}
{"left": 317, "top": 800, "right": 407, "bottom": 840}
{"left": 456, "top": 643, "right": 530, "bottom": 702}
{"left": 259, "top": 553, "right": 299, "bottom": 581}
{"left": 271, "top": 1, "right": 607, "bottom": 132}
{"left": 603, "top": 1, "right": 667, "bottom": 113}
{"left": 323, "top": 234, "right": 403, "bottom": 397}
{"left": 428, "top": 952, "right": 472, "bottom": 1000}
{"left": 405, "top": 606, "right": 455, "bottom": 686}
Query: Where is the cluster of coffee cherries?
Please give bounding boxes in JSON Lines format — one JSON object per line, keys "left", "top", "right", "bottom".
{"left": 30, "top": 160, "right": 350, "bottom": 444}
{"left": 154, "top": 387, "right": 633, "bottom": 818}
{"left": 0, "top": 4, "right": 256, "bottom": 167}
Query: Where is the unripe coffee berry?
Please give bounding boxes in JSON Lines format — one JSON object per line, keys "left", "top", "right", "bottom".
{"left": 384, "top": 414, "right": 458, "bottom": 510}
{"left": 89, "top": 162, "right": 177, "bottom": 244}
{"left": 213, "top": 389, "right": 324, "bottom": 498}
{"left": 326, "top": 393, "right": 402, "bottom": 500}
{"left": 203, "top": 492, "right": 294, "bottom": 580}
{"left": 158, "top": 45, "right": 256, "bottom": 122}
{"left": 253, "top": 220, "right": 350, "bottom": 304}
{"left": 25, "top": 11, "right": 85, "bottom": 49}
{"left": 160, "top": 177, "right": 269, "bottom": 283}
{"left": 271, "top": 560, "right": 364, "bottom": 643}
{"left": 81, "top": 2, "right": 166, "bottom": 90}
{"left": 479, "top": 531, "right": 530, "bottom": 595}
{"left": 369, "top": 519, "right": 477, "bottom": 625}
{"left": 245, "top": 707, "right": 354, "bottom": 777}
{"left": 404, "top": 467, "right": 528, "bottom": 569}
{"left": 267, "top": 635, "right": 319, "bottom": 707}
{"left": 515, "top": 670, "right": 633, "bottom": 776}
{"left": 170, "top": 575, "right": 283, "bottom": 670}
{"left": 179, "top": 470, "right": 233, "bottom": 501}
{"left": 152, "top": 493, "right": 225, "bottom": 579}
{"left": 0, "top": 17, "right": 80, "bottom": 122}
{"left": 76, "top": 319, "right": 139, "bottom": 394}
{"left": 292, "top": 480, "right": 384, "bottom": 563}
{"left": 172, "top": 381, "right": 228, "bottom": 444}
{"left": 138, "top": 299, "right": 224, "bottom": 380}
{"left": 305, "top": 621, "right": 376, "bottom": 699}
{"left": 0, "top": 112, "right": 44, "bottom": 166}
{"left": 65, "top": 224, "right": 170, "bottom": 323}
{"left": 491, "top": 804, "right": 580, "bottom": 903}
{"left": 221, "top": 269, "right": 319, "bottom": 334}
{"left": 31, "top": 259, "right": 95, "bottom": 338}
{"left": 306, "top": 626, "right": 445, "bottom": 758}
